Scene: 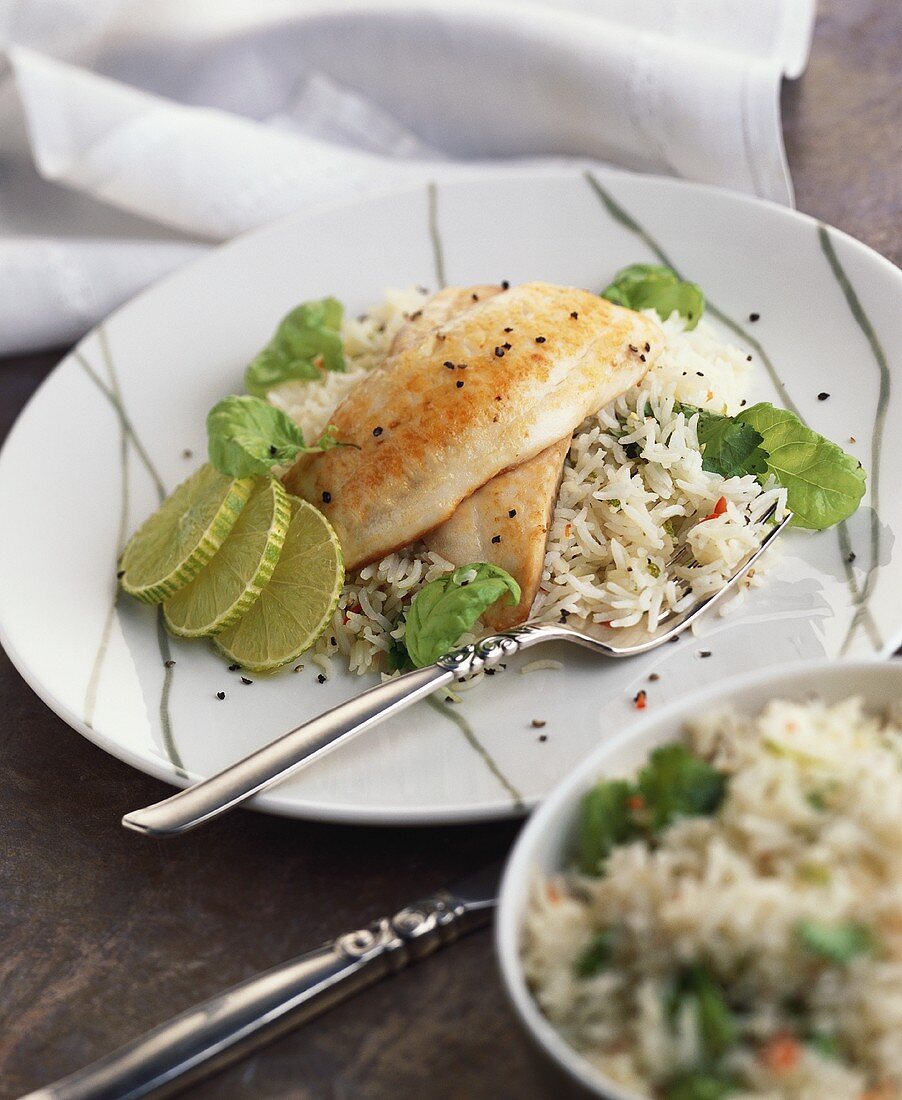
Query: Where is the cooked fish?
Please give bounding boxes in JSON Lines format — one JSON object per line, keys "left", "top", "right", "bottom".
{"left": 389, "top": 284, "right": 503, "bottom": 355}
{"left": 426, "top": 436, "right": 571, "bottom": 630}
{"left": 283, "top": 281, "right": 663, "bottom": 570}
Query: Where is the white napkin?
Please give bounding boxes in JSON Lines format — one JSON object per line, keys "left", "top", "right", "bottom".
{"left": 0, "top": 0, "right": 816, "bottom": 355}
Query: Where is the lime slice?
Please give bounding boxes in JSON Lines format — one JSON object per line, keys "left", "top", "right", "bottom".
{"left": 213, "top": 498, "right": 344, "bottom": 672}
{"left": 119, "top": 464, "right": 253, "bottom": 604}
{"left": 163, "top": 477, "right": 292, "bottom": 637}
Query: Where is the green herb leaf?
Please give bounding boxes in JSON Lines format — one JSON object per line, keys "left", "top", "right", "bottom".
{"left": 574, "top": 929, "right": 618, "bottom": 978}
{"left": 682, "top": 404, "right": 767, "bottom": 478}
{"left": 403, "top": 563, "right": 520, "bottom": 668}
{"left": 664, "top": 966, "right": 738, "bottom": 1074}
{"left": 665, "top": 1071, "right": 737, "bottom": 1100}
{"left": 796, "top": 919, "right": 875, "bottom": 964}
{"left": 637, "top": 744, "right": 727, "bottom": 832}
{"left": 207, "top": 395, "right": 306, "bottom": 476}
{"left": 806, "top": 1031, "right": 843, "bottom": 1060}
{"left": 207, "top": 395, "right": 341, "bottom": 477}
{"left": 386, "top": 635, "right": 413, "bottom": 673}
{"left": 602, "top": 263, "right": 705, "bottom": 330}
{"left": 244, "top": 297, "right": 345, "bottom": 397}
{"left": 577, "top": 779, "right": 637, "bottom": 874}
{"left": 736, "top": 403, "right": 866, "bottom": 529}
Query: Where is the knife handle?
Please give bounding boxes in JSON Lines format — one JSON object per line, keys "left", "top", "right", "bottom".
{"left": 21, "top": 889, "right": 485, "bottom": 1100}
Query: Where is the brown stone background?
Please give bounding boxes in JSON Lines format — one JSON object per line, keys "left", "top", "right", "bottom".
{"left": 1, "top": 2, "right": 900, "bottom": 1096}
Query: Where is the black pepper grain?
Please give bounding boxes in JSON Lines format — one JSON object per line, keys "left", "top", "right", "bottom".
{"left": 116, "top": 570, "right": 125, "bottom": 578}
{"left": 164, "top": 659, "right": 176, "bottom": 668}
{"left": 644, "top": 342, "right": 651, "bottom": 352}
{"left": 443, "top": 360, "right": 454, "bottom": 368}
{"left": 640, "top": 354, "right": 646, "bottom": 362}
{"left": 228, "top": 664, "right": 240, "bottom": 671}
{"left": 373, "top": 426, "right": 383, "bottom": 436}
{"left": 501, "top": 280, "right": 510, "bottom": 290}
{"left": 456, "top": 379, "right": 465, "bottom": 388}
{"left": 817, "top": 392, "right": 830, "bottom": 401}
{"left": 216, "top": 691, "right": 226, "bottom": 700}
{"left": 749, "top": 312, "right": 760, "bottom": 322}
{"left": 746, "top": 355, "right": 753, "bottom": 362}
{"left": 508, "top": 509, "right": 517, "bottom": 518}
{"left": 322, "top": 491, "right": 331, "bottom": 503}
{"left": 503, "top": 326, "right": 513, "bottom": 333}
{"left": 494, "top": 347, "right": 505, "bottom": 357}
{"left": 538, "top": 734, "right": 548, "bottom": 742}
{"left": 531, "top": 719, "right": 546, "bottom": 728}
{"left": 699, "top": 651, "right": 711, "bottom": 659}
{"left": 570, "top": 311, "right": 578, "bottom": 319}
{"left": 648, "top": 672, "right": 660, "bottom": 682}
{"left": 502, "top": 342, "right": 511, "bottom": 350}
{"left": 182, "top": 448, "right": 193, "bottom": 459}
{"left": 241, "top": 676, "right": 253, "bottom": 685}
{"left": 268, "top": 444, "right": 277, "bottom": 456}
{"left": 317, "top": 674, "right": 326, "bottom": 684}
{"left": 471, "top": 293, "right": 479, "bottom": 301}
{"left": 847, "top": 551, "right": 857, "bottom": 564}
{"left": 491, "top": 534, "right": 501, "bottom": 543}
{"left": 293, "top": 664, "right": 304, "bottom": 673}
{"left": 629, "top": 344, "right": 638, "bottom": 353}
{"left": 535, "top": 336, "right": 546, "bottom": 343}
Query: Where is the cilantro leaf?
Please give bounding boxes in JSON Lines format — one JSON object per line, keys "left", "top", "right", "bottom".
{"left": 577, "top": 779, "right": 637, "bottom": 874}
{"left": 796, "top": 919, "right": 876, "bottom": 964}
{"left": 574, "top": 929, "right": 618, "bottom": 978}
{"left": 682, "top": 404, "right": 767, "bottom": 478}
{"left": 245, "top": 297, "right": 345, "bottom": 397}
{"left": 403, "top": 563, "right": 520, "bottom": 669}
{"left": 602, "top": 263, "right": 705, "bottom": 330}
{"left": 637, "top": 744, "right": 727, "bottom": 832}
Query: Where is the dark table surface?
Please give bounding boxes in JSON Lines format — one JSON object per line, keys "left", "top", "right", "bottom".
{"left": 2, "top": 3, "right": 900, "bottom": 1097}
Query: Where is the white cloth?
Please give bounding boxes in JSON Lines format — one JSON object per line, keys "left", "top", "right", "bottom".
{"left": 0, "top": 0, "right": 816, "bottom": 355}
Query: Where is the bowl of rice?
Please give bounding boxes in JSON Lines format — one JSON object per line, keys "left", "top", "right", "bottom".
{"left": 495, "top": 659, "right": 902, "bottom": 1100}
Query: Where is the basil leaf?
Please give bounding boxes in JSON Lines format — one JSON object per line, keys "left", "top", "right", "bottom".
{"left": 245, "top": 297, "right": 345, "bottom": 397}
{"left": 796, "top": 919, "right": 875, "bottom": 964}
{"left": 207, "top": 395, "right": 307, "bottom": 476}
{"left": 207, "top": 395, "right": 342, "bottom": 477}
{"left": 403, "top": 563, "right": 520, "bottom": 668}
{"left": 736, "top": 403, "right": 866, "bottom": 529}
{"left": 637, "top": 744, "right": 727, "bottom": 832}
{"left": 578, "top": 779, "right": 637, "bottom": 874}
{"left": 574, "top": 929, "right": 618, "bottom": 978}
{"left": 602, "top": 263, "right": 705, "bottom": 330}
{"left": 682, "top": 404, "right": 767, "bottom": 478}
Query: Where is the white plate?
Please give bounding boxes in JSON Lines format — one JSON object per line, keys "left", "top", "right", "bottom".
{"left": 1, "top": 166, "right": 900, "bottom": 824}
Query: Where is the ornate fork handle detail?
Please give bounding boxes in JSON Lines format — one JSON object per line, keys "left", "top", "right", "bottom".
{"left": 436, "top": 631, "right": 530, "bottom": 679}
{"left": 336, "top": 890, "right": 467, "bottom": 967}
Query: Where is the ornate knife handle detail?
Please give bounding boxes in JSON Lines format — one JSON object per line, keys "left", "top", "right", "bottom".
{"left": 336, "top": 890, "right": 467, "bottom": 968}
{"left": 436, "top": 631, "right": 529, "bottom": 680}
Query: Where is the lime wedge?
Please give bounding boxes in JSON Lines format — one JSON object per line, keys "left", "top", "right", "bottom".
{"left": 119, "top": 464, "right": 253, "bottom": 604}
{"left": 213, "top": 498, "right": 344, "bottom": 672}
{"left": 163, "top": 477, "right": 292, "bottom": 637}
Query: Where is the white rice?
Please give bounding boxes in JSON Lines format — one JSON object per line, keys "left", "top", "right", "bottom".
{"left": 270, "top": 289, "right": 786, "bottom": 677}
{"left": 522, "top": 697, "right": 902, "bottom": 1100}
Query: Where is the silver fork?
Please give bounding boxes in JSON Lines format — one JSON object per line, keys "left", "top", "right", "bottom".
{"left": 123, "top": 504, "right": 790, "bottom": 837}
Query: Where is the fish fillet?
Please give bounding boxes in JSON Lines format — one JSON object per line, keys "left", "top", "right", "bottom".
{"left": 283, "top": 282, "right": 663, "bottom": 570}
{"left": 426, "top": 435, "right": 571, "bottom": 630}
{"left": 391, "top": 286, "right": 569, "bottom": 628}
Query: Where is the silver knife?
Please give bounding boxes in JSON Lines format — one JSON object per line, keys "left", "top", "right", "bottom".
{"left": 20, "top": 861, "right": 503, "bottom": 1100}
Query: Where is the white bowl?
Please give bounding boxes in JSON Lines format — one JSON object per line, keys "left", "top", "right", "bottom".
{"left": 495, "top": 657, "right": 902, "bottom": 1099}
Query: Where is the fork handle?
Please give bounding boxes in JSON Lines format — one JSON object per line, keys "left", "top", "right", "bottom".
{"left": 122, "top": 631, "right": 535, "bottom": 837}
{"left": 21, "top": 887, "right": 487, "bottom": 1100}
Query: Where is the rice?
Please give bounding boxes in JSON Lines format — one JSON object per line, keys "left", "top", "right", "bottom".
{"left": 522, "top": 697, "right": 902, "bottom": 1099}
{"left": 270, "top": 289, "right": 786, "bottom": 677}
